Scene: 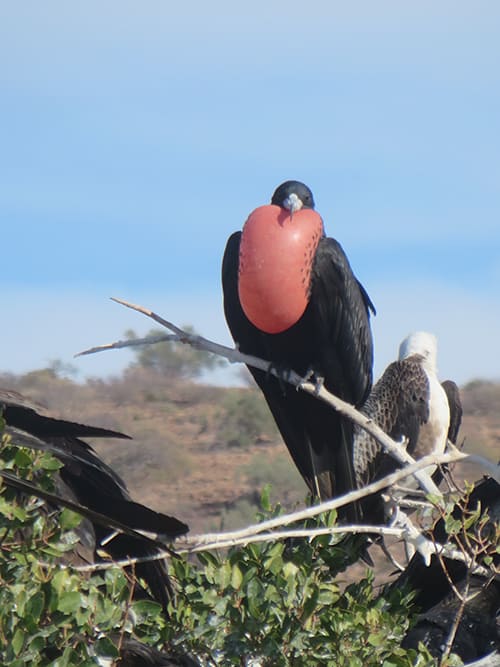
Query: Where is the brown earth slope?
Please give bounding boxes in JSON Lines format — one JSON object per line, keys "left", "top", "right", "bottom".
{"left": 0, "top": 369, "right": 498, "bottom": 535}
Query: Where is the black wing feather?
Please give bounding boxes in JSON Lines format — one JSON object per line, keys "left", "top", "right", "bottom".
{"left": 309, "top": 238, "right": 373, "bottom": 404}
{"left": 441, "top": 379, "right": 463, "bottom": 444}
{"left": 1, "top": 392, "right": 188, "bottom": 612}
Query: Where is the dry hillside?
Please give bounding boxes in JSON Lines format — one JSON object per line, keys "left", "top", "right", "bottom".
{"left": 0, "top": 367, "right": 498, "bottom": 535}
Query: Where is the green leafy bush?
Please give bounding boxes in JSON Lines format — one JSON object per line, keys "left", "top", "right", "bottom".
{"left": 0, "top": 423, "right": 438, "bottom": 666}
{"left": 167, "top": 494, "right": 432, "bottom": 666}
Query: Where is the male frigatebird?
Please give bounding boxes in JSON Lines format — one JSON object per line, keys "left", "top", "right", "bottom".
{"left": 222, "top": 180, "right": 375, "bottom": 515}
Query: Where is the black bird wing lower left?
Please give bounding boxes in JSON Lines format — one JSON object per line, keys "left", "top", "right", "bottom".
{"left": 1, "top": 391, "right": 189, "bottom": 612}
{"left": 0, "top": 469, "right": 175, "bottom": 545}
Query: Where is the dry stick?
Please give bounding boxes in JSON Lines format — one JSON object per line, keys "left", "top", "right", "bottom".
{"left": 49, "top": 517, "right": 491, "bottom": 579}
{"left": 29, "top": 452, "right": 492, "bottom": 571}
{"left": 77, "top": 297, "right": 500, "bottom": 485}
{"left": 77, "top": 298, "right": 440, "bottom": 495}
{"left": 74, "top": 298, "right": 499, "bottom": 564}
{"left": 79, "top": 333, "right": 179, "bottom": 354}
{"left": 30, "top": 447, "right": 493, "bottom": 573}
{"left": 441, "top": 572, "right": 470, "bottom": 665}
{"left": 179, "top": 450, "right": 466, "bottom": 548}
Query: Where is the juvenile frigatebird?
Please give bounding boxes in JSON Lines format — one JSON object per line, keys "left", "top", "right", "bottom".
{"left": 352, "top": 331, "right": 452, "bottom": 522}
{"left": 222, "top": 180, "right": 375, "bottom": 515}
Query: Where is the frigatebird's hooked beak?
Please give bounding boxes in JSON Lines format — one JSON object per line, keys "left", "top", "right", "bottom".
{"left": 283, "top": 192, "right": 303, "bottom": 220}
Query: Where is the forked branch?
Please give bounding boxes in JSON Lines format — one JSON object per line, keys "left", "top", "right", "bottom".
{"left": 77, "top": 297, "right": 500, "bottom": 495}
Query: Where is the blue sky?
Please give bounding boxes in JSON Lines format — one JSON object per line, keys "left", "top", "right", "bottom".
{"left": 1, "top": 2, "right": 499, "bottom": 385}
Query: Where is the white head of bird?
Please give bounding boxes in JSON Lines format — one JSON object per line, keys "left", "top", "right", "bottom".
{"left": 398, "top": 331, "right": 438, "bottom": 374}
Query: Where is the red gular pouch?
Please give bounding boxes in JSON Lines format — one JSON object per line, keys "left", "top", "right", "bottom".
{"left": 238, "top": 204, "right": 324, "bottom": 334}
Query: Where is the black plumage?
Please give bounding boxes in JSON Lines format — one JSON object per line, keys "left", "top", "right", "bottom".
{"left": 0, "top": 389, "right": 188, "bottom": 612}
{"left": 223, "top": 181, "right": 374, "bottom": 515}
{"left": 100, "top": 636, "right": 201, "bottom": 666}
{"left": 401, "top": 576, "right": 500, "bottom": 661}
{"left": 441, "top": 379, "right": 463, "bottom": 445}
{"left": 396, "top": 477, "right": 500, "bottom": 661}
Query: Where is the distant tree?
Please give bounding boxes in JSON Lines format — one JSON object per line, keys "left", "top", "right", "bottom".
{"left": 47, "top": 358, "right": 79, "bottom": 379}
{"left": 126, "top": 327, "right": 225, "bottom": 379}
{"left": 217, "top": 389, "right": 279, "bottom": 447}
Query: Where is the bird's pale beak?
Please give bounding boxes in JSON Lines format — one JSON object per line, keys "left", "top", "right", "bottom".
{"left": 283, "top": 193, "right": 303, "bottom": 220}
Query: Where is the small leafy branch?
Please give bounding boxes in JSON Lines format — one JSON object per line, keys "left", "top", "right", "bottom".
{"left": 429, "top": 484, "right": 500, "bottom": 664}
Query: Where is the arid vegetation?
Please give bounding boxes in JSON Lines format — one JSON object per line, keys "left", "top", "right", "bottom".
{"left": 0, "top": 336, "right": 498, "bottom": 536}
{"left": 0, "top": 334, "right": 498, "bottom": 665}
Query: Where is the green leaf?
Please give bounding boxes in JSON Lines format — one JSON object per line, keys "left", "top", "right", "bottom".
{"left": 14, "top": 448, "right": 34, "bottom": 468}
{"left": 38, "top": 453, "right": 63, "bottom": 471}
{"left": 0, "top": 494, "right": 26, "bottom": 520}
{"left": 197, "top": 550, "right": 219, "bottom": 567}
{"left": 260, "top": 484, "right": 272, "bottom": 512}
{"left": 231, "top": 563, "right": 243, "bottom": 590}
{"left": 301, "top": 585, "right": 319, "bottom": 621}
{"left": 216, "top": 561, "right": 232, "bottom": 589}
{"left": 57, "top": 591, "right": 82, "bottom": 614}
{"left": 94, "top": 635, "right": 120, "bottom": 658}
{"left": 59, "top": 508, "right": 82, "bottom": 531}
{"left": 52, "top": 569, "right": 70, "bottom": 595}
{"left": 26, "top": 590, "right": 45, "bottom": 623}
{"left": 12, "top": 627, "right": 25, "bottom": 655}
{"left": 283, "top": 561, "right": 299, "bottom": 579}
{"left": 367, "top": 632, "right": 385, "bottom": 647}
{"left": 131, "top": 599, "right": 163, "bottom": 620}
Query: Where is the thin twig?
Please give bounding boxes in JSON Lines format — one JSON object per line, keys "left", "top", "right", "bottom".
{"left": 72, "top": 298, "right": 499, "bottom": 571}
{"left": 190, "top": 453, "right": 461, "bottom": 540}
{"left": 77, "top": 333, "right": 179, "bottom": 356}
{"left": 38, "top": 522, "right": 492, "bottom": 579}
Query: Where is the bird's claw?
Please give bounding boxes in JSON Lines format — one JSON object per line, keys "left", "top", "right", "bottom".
{"left": 299, "top": 368, "right": 324, "bottom": 396}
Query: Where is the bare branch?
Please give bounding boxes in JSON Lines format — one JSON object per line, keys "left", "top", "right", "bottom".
{"left": 77, "top": 298, "right": 500, "bottom": 490}
{"left": 76, "top": 297, "right": 464, "bottom": 496}
{"left": 42, "top": 517, "right": 493, "bottom": 580}
{"left": 179, "top": 451, "right": 462, "bottom": 548}
{"left": 76, "top": 333, "right": 178, "bottom": 356}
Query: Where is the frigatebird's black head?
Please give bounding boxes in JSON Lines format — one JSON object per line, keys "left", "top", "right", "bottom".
{"left": 271, "top": 181, "right": 315, "bottom": 213}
